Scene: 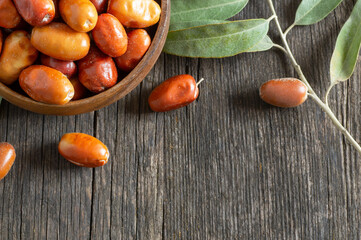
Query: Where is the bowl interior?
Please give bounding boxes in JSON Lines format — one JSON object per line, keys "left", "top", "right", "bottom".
{"left": 0, "top": 0, "right": 170, "bottom": 115}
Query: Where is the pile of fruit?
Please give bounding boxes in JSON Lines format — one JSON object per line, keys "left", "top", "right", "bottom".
{"left": 0, "top": 0, "right": 161, "bottom": 104}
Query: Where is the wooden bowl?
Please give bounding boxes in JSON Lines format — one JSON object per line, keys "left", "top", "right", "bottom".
{"left": 0, "top": 0, "right": 170, "bottom": 115}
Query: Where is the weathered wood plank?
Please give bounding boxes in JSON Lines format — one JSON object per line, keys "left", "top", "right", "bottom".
{"left": 135, "top": 54, "right": 165, "bottom": 240}
{"left": 58, "top": 112, "right": 94, "bottom": 240}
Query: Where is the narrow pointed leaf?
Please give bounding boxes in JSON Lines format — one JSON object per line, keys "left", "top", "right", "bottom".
{"left": 169, "top": 20, "right": 273, "bottom": 53}
{"left": 294, "top": 0, "right": 343, "bottom": 25}
{"left": 247, "top": 36, "right": 273, "bottom": 52}
{"left": 170, "top": 20, "right": 226, "bottom": 31}
{"left": 171, "top": 0, "right": 249, "bottom": 24}
{"left": 164, "top": 19, "right": 270, "bottom": 58}
{"left": 330, "top": 0, "right": 361, "bottom": 84}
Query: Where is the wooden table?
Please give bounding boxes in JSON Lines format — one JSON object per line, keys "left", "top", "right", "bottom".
{"left": 1, "top": 1, "right": 360, "bottom": 239}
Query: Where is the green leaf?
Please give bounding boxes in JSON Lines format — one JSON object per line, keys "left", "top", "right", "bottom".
{"left": 330, "top": 0, "right": 361, "bottom": 84}
{"left": 294, "top": 0, "right": 343, "bottom": 25}
{"left": 171, "top": 0, "right": 249, "bottom": 24}
{"left": 164, "top": 19, "right": 270, "bottom": 58}
{"left": 247, "top": 35, "right": 273, "bottom": 52}
{"left": 169, "top": 19, "right": 273, "bottom": 53}
{"left": 169, "top": 20, "right": 226, "bottom": 31}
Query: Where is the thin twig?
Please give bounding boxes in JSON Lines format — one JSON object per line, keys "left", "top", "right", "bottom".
{"left": 273, "top": 44, "right": 288, "bottom": 55}
{"left": 266, "top": 0, "right": 361, "bottom": 154}
{"left": 324, "top": 84, "right": 335, "bottom": 106}
{"left": 284, "top": 23, "right": 295, "bottom": 37}
{"left": 267, "top": 15, "right": 276, "bottom": 22}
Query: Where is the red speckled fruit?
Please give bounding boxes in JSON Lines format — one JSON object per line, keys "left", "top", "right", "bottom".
{"left": 13, "top": 0, "right": 55, "bottom": 26}
{"left": 19, "top": 65, "right": 75, "bottom": 105}
{"left": 90, "top": 0, "right": 107, "bottom": 13}
{"left": 0, "top": 0, "right": 22, "bottom": 28}
{"left": 31, "top": 22, "right": 91, "bottom": 61}
{"left": 92, "top": 13, "right": 127, "bottom": 57}
{"left": 58, "top": 133, "right": 109, "bottom": 168}
{"left": 70, "top": 77, "right": 87, "bottom": 100}
{"left": 115, "top": 29, "right": 151, "bottom": 72}
{"left": 78, "top": 46, "right": 118, "bottom": 93}
{"left": 40, "top": 54, "right": 77, "bottom": 78}
{"left": 0, "top": 142, "right": 16, "bottom": 180}
{"left": 0, "top": 30, "right": 39, "bottom": 85}
{"left": 107, "top": 0, "right": 161, "bottom": 28}
{"left": 59, "top": 0, "right": 98, "bottom": 32}
{"left": 259, "top": 78, "right": 308, "bottom": 108}
{"left": 148, "top": 74, "right": 199, "bottom": 112}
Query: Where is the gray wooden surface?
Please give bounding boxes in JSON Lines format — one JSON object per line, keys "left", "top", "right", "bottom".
{"left": 1, "top": 0, "right": 361, "bottom": 239}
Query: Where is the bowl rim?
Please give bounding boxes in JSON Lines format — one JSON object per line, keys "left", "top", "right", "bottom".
{"left": 0, "top": 0, "right": 170, "bottom": 116}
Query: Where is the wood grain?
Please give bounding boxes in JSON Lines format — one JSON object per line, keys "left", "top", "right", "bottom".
{"left": 1, "top": 0, "right": 361, "bottom": 239}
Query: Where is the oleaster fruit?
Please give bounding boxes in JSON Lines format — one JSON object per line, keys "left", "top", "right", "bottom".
{"left": 92, "top": 13, "right": 128, "bottom": 58}
{"left": 13, "top": 0, "right": 55, "bottom": 26}
{"left": 259, "top": 78, "right": 308, "bottom": 108}
{"left": 148, "top": 74, "right": 204, "bottom": 112}
{"left": 115, "top": 29, "right": 151, "bottom": 72}
{"left": 90, "top": 0, "right": 107, "bottom": 14}
{"left": 19, "top": 65, "right": 75, "bottom": 105}
{"left": 0, "top": 30, "right": 39, "bottom": 85}
{"left": 59, "top": 0, "right": 98, "bottom": 33}
{"left": 0, "top": 142, "right": 16, "bottom": 181}
{"left": 40, "top": 54, "right": 77, "bottom": 78}
{"left": 70, "top": 77, "right": 88, "bottom": 101}
{"left": 0, "top": 0, "right": 22, "bottom": 28}
{"left": 31, "top": 22, "right": 91, "bottom": 61}
{"left": 58, "top": 133, "right": 109, "bottom": 168}
{"left": 78, "top": 46, "right": 118, "bottom": 93}
{"left": 107, "top": 0, "right": 161, "bottom": 28}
